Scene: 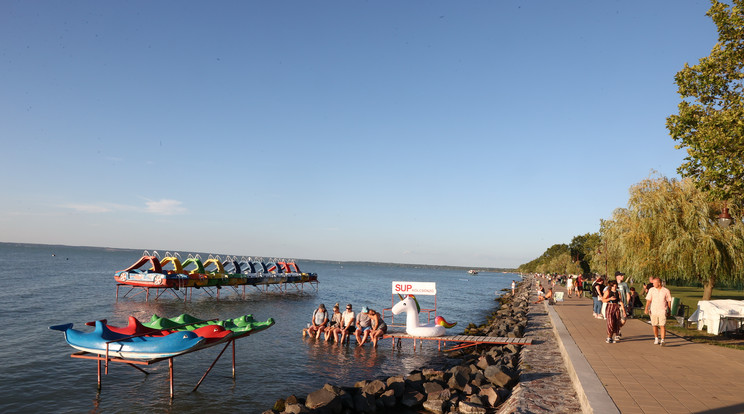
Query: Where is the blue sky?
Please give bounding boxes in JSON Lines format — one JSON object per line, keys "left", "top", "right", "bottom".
{"left": 0, "top": 1, "right": 718, "bottom": 268}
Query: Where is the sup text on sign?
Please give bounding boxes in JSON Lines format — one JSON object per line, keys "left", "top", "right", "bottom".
{"left": 392, "top": 281, "right": 436, "bottom": 296}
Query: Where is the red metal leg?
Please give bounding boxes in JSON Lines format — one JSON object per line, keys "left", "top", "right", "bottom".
{"left": 169, "top": 358, "right": 174, "bottom": 398}
{"left": 192, "top": 340, "right": 232, "bottom": 392}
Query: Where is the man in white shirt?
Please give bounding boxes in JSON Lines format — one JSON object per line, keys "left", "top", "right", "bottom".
{"left": 644, "top": 277, "right": 672, "bottom": 346}
{"left": 340, "top": 304, "right": 356, "bottom": 344}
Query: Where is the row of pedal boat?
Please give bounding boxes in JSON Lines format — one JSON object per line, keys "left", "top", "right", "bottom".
{"left": 115, "top": 253, "right": 318, "bottom": 289}
{"left": 50, "top": 313, "right": 275, "bottom": 359}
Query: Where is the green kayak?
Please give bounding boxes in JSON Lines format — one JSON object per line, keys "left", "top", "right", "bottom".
{"left": 144, "top": 313, "right": 275, "bottom": 338}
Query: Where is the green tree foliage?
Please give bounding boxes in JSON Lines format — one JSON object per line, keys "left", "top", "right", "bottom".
{"left": 569, "top": 233, "right": 601, "bottom": 274}
{"left": 667, "top": 0, "right": 744, "bottom": 205}
{"left": 602, "top": 175, "right": 744, "bottom": 300}
{"left": 520, "top": 174, "right": 744, "bottom": 300}
{"left": 517, "top": 243, "right": 569, "bottom": 274}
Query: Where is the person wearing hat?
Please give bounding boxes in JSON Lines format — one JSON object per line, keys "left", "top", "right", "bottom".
{"left": 355, "top": 306, "right": 372, "bottom": 346}
{"left": 307, "top": 303, "right": 328, "bottom": 340}
{"left": 338, "top": 304, "right": 356, "bottom": 344}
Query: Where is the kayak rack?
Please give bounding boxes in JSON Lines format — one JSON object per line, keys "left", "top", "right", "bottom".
{"left": 69, "top": 339, "right": 239, "bottom": 398}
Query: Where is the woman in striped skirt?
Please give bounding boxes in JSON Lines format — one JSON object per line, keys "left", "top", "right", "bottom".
{"left": 602, "top": 280, "right": 626, "bottom": 343}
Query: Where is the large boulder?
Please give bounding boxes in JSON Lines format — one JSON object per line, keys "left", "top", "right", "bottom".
{"left": 362, "top": 379, "right": 386, "bottom": 397}
{"left": 426, "top": 388, "right": 452, "bottom": 402}
{"left": 447, "top": 369, "right": 469, "bottom": 391}
{"left": 476, "top": 355, "right": 495, "bottom": 371}
{"left": 422, "top": 399, "right": 445, "bottom": 414}
{"left": 305, "top": 388, "right": 337, "bottom": 410}
{"left": 285, "top": 395, "right": 299, "bottom": 405}
{"left": 283, "top": 403, "right": 309, "bottom": 414}
{"left": 272, "top": 399, "right": 286, "bottom": 412}
{"left": 478, "top": 385, "right": 501, "bottom": 407}
{"left": 457, "top": 401, "right": 487, "bottom": 414}
{"left": 422, "top": 381, "right": 444, "bottom": 395}
{"left": 483, "top": 365, "right": 517, "bottom": 388}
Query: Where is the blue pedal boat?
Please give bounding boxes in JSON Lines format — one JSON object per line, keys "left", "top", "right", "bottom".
{"left": 50, "top": 320, "right": 206, "bottom": 360}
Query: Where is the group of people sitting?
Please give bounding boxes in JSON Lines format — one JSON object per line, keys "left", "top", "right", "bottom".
{"left": 304, "top": 303, "right": 388, "bottom": 347}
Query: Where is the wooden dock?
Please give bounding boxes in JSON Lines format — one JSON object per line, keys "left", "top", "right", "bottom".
{"left": 382, "top": 333, "right": 532, "bottom": 351}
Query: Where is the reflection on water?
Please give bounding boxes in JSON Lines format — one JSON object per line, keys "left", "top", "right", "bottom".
{"left": 0, "top": 243, "right": 515, "bottom": 413}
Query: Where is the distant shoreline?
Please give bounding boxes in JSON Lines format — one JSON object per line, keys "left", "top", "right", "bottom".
{"left": 0, "top": 241, "right": 517, "bottom": 272}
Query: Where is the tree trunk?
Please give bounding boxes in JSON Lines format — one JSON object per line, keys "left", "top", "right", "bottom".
{"left": 702, "top": 277, "right": 715, "bottom": 301}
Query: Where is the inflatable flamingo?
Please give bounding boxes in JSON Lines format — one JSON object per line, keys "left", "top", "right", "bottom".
{"left": 391, "top": 295, "right": 456, "bottom": 337}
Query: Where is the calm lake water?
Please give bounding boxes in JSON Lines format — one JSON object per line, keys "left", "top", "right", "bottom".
{"left": 0, "top": 243, "right": 516, "bottom": 413}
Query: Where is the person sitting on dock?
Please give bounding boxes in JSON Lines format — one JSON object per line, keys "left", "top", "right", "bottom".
{"left": 338, "top": 304, "right": 356, "bottom": 344}
{"left": 368, "top": 309, "right": 387, "bottom": 348}
{"left": 355, "top": 306, "right": 372, "bottom": 346}
{"left": 324, "top": 304, "right": 343, "bottom": 342}
{"left": 306, "top": 303, "right": 328, "bottom": 340}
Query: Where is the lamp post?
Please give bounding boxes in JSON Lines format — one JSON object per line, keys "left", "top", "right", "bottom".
{"left": 718, "top": 203, "right": 733, "bottom": 228}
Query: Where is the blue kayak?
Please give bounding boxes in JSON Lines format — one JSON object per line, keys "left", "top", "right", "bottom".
{"left": 49, "top": 320, "right": 206, "bottom": 359}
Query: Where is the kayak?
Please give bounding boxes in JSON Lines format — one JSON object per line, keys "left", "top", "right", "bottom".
{"left": 49, "top": 321, "right": 206, "bottom": 359}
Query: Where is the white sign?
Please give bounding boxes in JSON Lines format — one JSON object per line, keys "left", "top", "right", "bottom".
{"left": 392, "top": 281, "right": 437, "bottom": 296}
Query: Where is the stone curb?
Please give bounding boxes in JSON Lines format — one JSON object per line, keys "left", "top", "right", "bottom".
{"left": 546, "top": 303, "right": 620, "bottom": 414}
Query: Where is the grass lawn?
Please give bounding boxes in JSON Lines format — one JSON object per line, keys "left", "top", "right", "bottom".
{"left": 629, "top": 282, "right": 744, "bottom": 350}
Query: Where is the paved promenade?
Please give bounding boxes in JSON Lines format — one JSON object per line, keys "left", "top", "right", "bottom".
{"left": 541, "top": 277, "right": 744, "bottom": 414}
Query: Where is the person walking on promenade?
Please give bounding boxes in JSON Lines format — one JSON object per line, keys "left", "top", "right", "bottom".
{"left": 591, "top": 276, "right": 605, "bottom": 318}
{"left": 645, "top": 277, "right": 672, "bottom": 346}
{"left": 615, "top": 272, "right": 631, "bottom": 315}
{"left": 576, "top": 274, "right": 584, "bottom": 298}
{"left": 566, "top": 275, "right": 574, "bottom": 298}
{"left": 602, "top": 280, "right": 626, "bottom": 343}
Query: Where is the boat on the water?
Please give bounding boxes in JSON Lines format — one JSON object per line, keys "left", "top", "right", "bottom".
{"left": 114, "top": 252, "right": 318, "bottom": 290}
{"left": 144, "top": 313, "right": 275, "bottom": 339}
{"left": 88, "top": 316, "right": 233, "bottom": 344}
{"left": 468, "top": 270, "right": 479, "bottom": 275}
{"left": 49, "top": 320, "right": 207, "bottom": 359}
{"left": 50, "top": 314, "right": 275, "bottom": 359}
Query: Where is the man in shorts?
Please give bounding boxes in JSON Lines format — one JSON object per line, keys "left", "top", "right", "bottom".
{"left": 355, "top": 306, "right": 373, "bottom": 346}
{"left": 644, "top": 277, "right": 672, "bottom": 346}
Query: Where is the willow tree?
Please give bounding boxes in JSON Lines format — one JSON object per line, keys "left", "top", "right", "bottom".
{"left": 667, "top": 0, "right": 744, "bottom": 206}
{"left": 604, "top": 175, "right": 744, "bottom": 299}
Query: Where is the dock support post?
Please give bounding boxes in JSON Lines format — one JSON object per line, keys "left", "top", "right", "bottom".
{"left": 97, "top": 358, "right": 102, "bottom": 390}
{"left": 169, "top": 358, "right": 174, "bottom": 399}
{"left": 232, "top": 340, "right": 236, "bottom": 379}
